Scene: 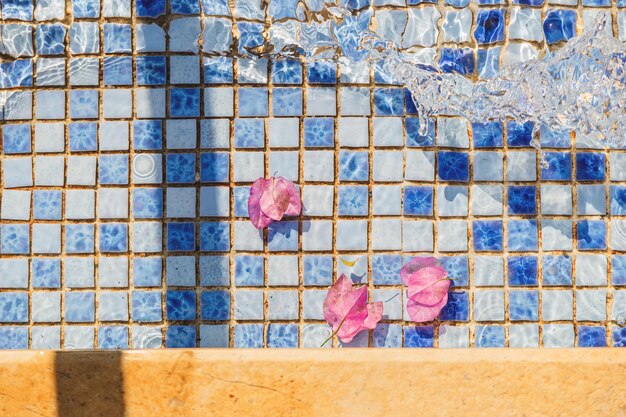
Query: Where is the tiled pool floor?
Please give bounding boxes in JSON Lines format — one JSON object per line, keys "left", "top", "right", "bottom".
{"left": 1, "top": 0, "right": 626, "bottom": 349}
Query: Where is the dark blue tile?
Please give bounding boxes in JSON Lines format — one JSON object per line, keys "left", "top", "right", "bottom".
{"left": 1, "top": 224, "right": 29, "bottom": 254}
{"left": 0, "top": 293, "right": 28, "bottom": 323}
{"left": 267, "top": 324, "right": 298, "bottom": 348}
{"left": 166, "top": 326, "right": 196, "bottom": 348}
{"left": 440, "top": 256, "right": 469, "bottom": 287}
{"left": 372, "top": 255, "right": 402, "bottom": 285}
{"left": 136, "top": 0, "right": 165, "bottom": 17}
{"left": 542, "top": 255, "right": 572, "bottom": 286}
{"left": 576, "top": 153, "right": 605, "bottom": 181}
{"left": 103, "top": 56, "right": 132, "bottom": 85}
{"left": 234, "top": 118, "right": 264, "bottom": 148}
{"left": 234, "top": 324, "right": 263, "bottom": 348}
{"left": 474, "top": 9, "right": 505, "bottom": 44}
{"left": 509, "top": 290, "right": 539, "bottom": 321}
{"left": 200, "top": 152, "right": 229, "bottom": 183}
{"left": 612, "top": 326, "right": 626, "bottom": 347}
{"left": 238, "top": 22, "right": 265, "bottom": 56}
{"left": 32, "top": 259, "right": 61, "bottom": 288}
{"left": 506, "top": 121, "right": 534, "bottom": 147}
{"left": 2, "top": 0, "right": 33, "bottom": 19}
{"left": 99, "top": 223, "right": 128, "bottom": 253}
{"left": 405, "top": 89, "right": 418, "bottom": 115}
{"left": 3, "top": 124, "right": 31, "bottom": 154}
{"left": 403, "top": 186, "right": 433, "bottom": 216}
{"left": 578, "top": 326, "right": 607, "bottom": 347}
{"left": 373, "top": 88, "right": 404, "bottom": 116}
{"left": 69, "top": 122, "right": 97, "bottom": 152}
{"left": 303, "top": 256, "right": 333, "bottom": 286}
{"left": 475, "top": 326, "right": 505, "bottom": 348}
{"left": 406, "top": 118, "right": 435, "bottom": 147}
{"left": 472, "top": 122, "right": 503, "bottom": 148}
{"left": 341, "top": 0, "right": 370, "bottom": 10}
{"left": 577, "top": 220, "right": 607, "bottom": 250}
{"left": 34, "top": 190, "right": 62, "bottom": 220}
{"left": 166, "top": 290, "right": 196, "bottom": 320}
{"left": 99, "top": 154, "right": 129, "bottom": 185}
{"left": 339, "top": 151, "right": 369, "bottom": 182}
{"left": 613, "top": 256, "right": 626, "bottom": 286}
{"left": 543, "top": 10, "right": 577, "bottom": 45}
{"left": 272, "top": 88, "right": 302, "bottom": 116}
{"left": 199, "top": 222, "right": 230, "bottom": 252}
{"left": 271, "top": 59, "right": 302, "bottom": 84}
{"left": 36, "top": 24, "right": 66, "bottom": 55}
{"left": 136, "top": 56, "right": 167, "bottom": 86}
{"left": 133, "top": 120, "right": 163, "bottom": 150}
{"left": 472, "top": 220, "right": 503, "bottom": 251}
{"left": 133, "top": 258, "right": 163, "bottom": 287}
{"left": 201, "top": 291, "right": 230, "bottom": 320}
{"left": 508, "top": 256, "right": 538, "bottom": 286}
{"left": 508, "top": 219, "right": 538, "bottom": 251}
{"left": 0, "top": 327, "right": 28, "bottom": 349}
{"left": 268, "top": 221, "right": 299, "bottom": 251}
{"left": 0, "top": 59, "right": 33, "bottom": 88}
{"left": 103, "top": 24, "right": 131, "bottom": 53}
{"left": 204, "top": 57, "right": 233, "bottom": 83}
{"left": 304, "top": 118, "right": 334, "bottom": 147}
{"left": 513, "top": 0, "right": 543, "bottom": 4}
{"left": 338, "top": 186, "right": 368, "bottom": 216}
{"left": 170, "top": 88, "right": 200, "bottom": 117}
{"left": 439, "top": 291, "right": 469, "bottom": 321}
{"left": 611, "top": 186, "right": 626, "bottom": 215}
{"left": 541, "top": 152, "right": 571, "bottom": 180}
{"left": 166, "top": 154, "right": 195, "bottom": 183}
{"left": 171, "top": 0, "right": 200, "bottom": 14}
{"left": 507, "top": 186, "right": 536, "bottom": 215}
{"left": 438, "top": 151, "right": 469, "bottom": 182}
{"left": 403, "top": 326, "right": 434, "bottom": 347}
{"left": 167, "top": 222, "right": 195, "bottom": 251}
{"left": 133, "top": 188, "right": 163, "bottom": 219}
{"left": 98, "top": 326, "right": 129, "bottom": 349}
{"left": 307, "top": 60, "right": 336, "bottom": 84}
{"left": 438, "top": 48, "right": 475, "bottom": 75}
{"left": 65, "top": 224, "right": 95, "bottom": 254}
{"left": 235, "top": 256, "right": 264, "bottom": 286}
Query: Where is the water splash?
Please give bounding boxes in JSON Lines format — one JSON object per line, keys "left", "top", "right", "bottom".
{"left": 263, "top": 5, "right": 626, "bottom": 151}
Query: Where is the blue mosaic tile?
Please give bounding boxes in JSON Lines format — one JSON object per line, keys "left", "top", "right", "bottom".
{"left": 269, "top": 0, "right": 299, "bottom": 19}
{"left": 200, "top": 256, "right": 230, "bottom": 286}
{"left": 65, "top": 292, "right": 95, "bottom": 323}
{"left": 373, "top": 324, "right": 402, "bottom": 348}
{"left": 613, "top": 256, "right": 626, "bottom": 286}
{"left": 372, "top": 255, "right": 402, "bottom": 285}
{"left": 540, "top": 125, "right": 570, "bottom": 148}
{"left": 70, "top": 90, "right": 99, "bottom": 119}
{"left": 541, "top": 152, "right": 572, "bottom": 180}
{"left": 103, "top": 24, "right": 131, "bottom": 53}
{"left": 1, "top": 224, "right": 29, "bottom": 254}
{"left": 133, "top": 258, "right": 162, "bottom": 287}
{"left": 474, "top": 9, "right": 505, "bottom": 45}
{"left": 304, "top": 118, "right": 334, "bottom": 147}
{"left": 69, "top": 122, "right": 97, "bottom": 152}
{"left": 578, "top": 326, "right": 607, "bottom": 347}
{"left": 439, "top": 292, "right": 469, "bottom": 321}
{"left": 406, "top": 118, "right": 435, "bottom": 147}
{"left": 508, "top": 186, "right": 536, "bottom": 215}
{"left": 508, "top": 256, "right": 538, "bottom": 286}
{"left": 69, "top": 23, "right": 100, "bottom": 54}
{"left": 233, "top": 187, "right": 250, "bottom": 217}
{"left": 98, "top": 326, "right": 129, "bottom": 349}
{"left": 507, "top": 121, "right": 534, "bottom": 147}
{"left": 404, "top": 186, "right": 433, "bottom": 216}
{"left": 200, "top": 291, "right": 230, "bottom": 320}
{"left": 440, "top": 256, "right": 468, "bottom": 287}
{"left": 32, "top": 259, "right": 61, "bottom": 288}
{"left": 271, "top": 59, "right": 303, "bottom": 84}
{"left": 2, "top": 0, "right": 33, "bottom": 20}
{"left": 237, "top": 22, "right": 265, "bottom": 56}
{"left": 338, "top": 186, "right": 369, "bottom": 216}
{"left": 103, "top": 57, "right": 132, "bottom": 85}
{"left": 99, "top": 155, "right": 129, "bottom": 185}
{"left": 509, "top": 290, "right": 539, "bottom": 321}
{"left": 133, "top": 120, "right": 163, "bottom": 150}
{"left": 308, "top": 61, "right": 337, "bottom": 84}
{"left": 543, "top": 10, "right": 577, "bottom": 45}
{"left": 65, "top": 224, "right": 94, "bottom": 254}
{"left": 0, "top": 293, "right": 28, "bottom": 323}
{"left": 477, "top": 47, "right": 501, "bottom": 79}
{"left": 235, "top": 256, "right": 264, "bottom": 286}
{"left": 268, "top": 221, "right": 299, "bottom": 251}
{"left": 472, "top": 122, "right": 503, "bottom": 148}
{"left": 373, "top": 88, "right": 404, "bottom": 116}
{"left": 204, "top": 57, "right": 233, "bottom": 83}
{"left": 439, "top": 48, "right": 474, "bottom": 75}
{"left": 339, "top": 151, "right": 369, "bottom": 182}
{"left": 133, "top": 188, "right": 163, "bottom": 219}
{"left": 199, "top": 222, "right": 230, "bottom": 252}
{"left": 136, "top": 56, "right": 167, "bottom": 86}
{"left": 3, "top": 124, "right": 31, "bottom": 154}
{"left": 473, "top": 220, "right": 503, "bottom": 252}
{"left": 99, "top": 223, "right": 128, "bottom": 253}
{"left": 136, "top": 0, "right": 165, "bottom": 17}
{"left": 33, "top": 190, "right": 62, "bottom": 220}
{"left": 303, "top": 256, "right": 333, "bottom": 286}
{"left": 577, "top": 220, "right": 607, "bottom": 250}
{"left": 235, "top": 324, "right": 263, "bottom": 348}
{"left": 475, "top": 326, "right": 505, "bottom": 348}
{"left": 612, "top": 327, "right": 626, "bottom": 347}
{"left": 170, "top": 88, "right": 200, "bottom": 117}
{"left": 72, "top": 0, "right": 99, "bottom": 17}
{"left": 438, "top": 151, "right": 469, "bottom": 182}
{"left": 508, "top": 220, "right": 538, "bottom": 252}
{"left": 202, "top": 0, "right": 228, "bottom": 14}
{"left": 238, "top": 88, "right": 268, "bottom": 117}
{"left": 166, "top": 154, "right": 195, "bottom": 183}
{"left": 512, "top": 0, "right": 543, "bottom": 4}
{"left": 171, "top": 0, "right": 200, "bottom": 14}
{"left": 404, "top": 326, "right": 434, "bottom": 348}
{"left": 273, "top": 88, "right": 303, "bottom": 116}
{"left": 611, "top": 186, "right": 626, "bottom": 215}
{"left": 200, "top": 153, "right": 229, "bottom": 182}
{"left": 267, "top": 324, "right": 299, "bottom": 348}
{"left": 576, "top": 153, "right": 605, "bottom": 181}
{"left": 36, "top": 24, "right": 66, "bottom": 55}
{"left": 0, "top": 327, "right": 28, "bottom": 349}
{"left": 234, "top": 119, "right": 264, "bottom": 148}
{"left": 0, "top": 59, "right": 33, "bottom": 88}
{"left": 166, "top": 326, "right": 196, "bottom": 348}
{"left": 166, "top": 290, "right": 196, "bottom": 321}
{"left": 167, "top": 223, "right": 195, "bottom": 252}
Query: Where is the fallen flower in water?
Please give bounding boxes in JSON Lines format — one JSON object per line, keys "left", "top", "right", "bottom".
{"left": 401, "top": 257, "right": 451, "bottom": 322}
{"left": 248, "top": 176, "right": 301, "bottom": 229}
{"left": 322, "top": 274, "right": 383, "bottom": 345}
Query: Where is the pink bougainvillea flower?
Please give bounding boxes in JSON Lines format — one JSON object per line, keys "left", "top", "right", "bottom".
{"left": 401, "top": 257, "right": 451, "bottom": 322}
{"left": 322, "top": 274, "right": 383, "bottom": 344}
{"left": 248, "top": 176, "right": 301, "bottom": 229}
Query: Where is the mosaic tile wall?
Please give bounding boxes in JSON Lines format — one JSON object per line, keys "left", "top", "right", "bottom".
{"left": 0, "top": 0, "right": 626, "bottom": 349}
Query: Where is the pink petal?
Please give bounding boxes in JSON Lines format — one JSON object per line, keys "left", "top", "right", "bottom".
{"left": 260, "top": 178, "right": 290, "bottom": 221}
{"left": 406, "top": 266, "right": 450, "bottom": 304}
{"left": 336, "top": 300, "right": 382, "bottom": 343}
{"left": 248, "top": 178, "right": 275, "bottom": 229}
{"left": 279, "top": 178, "right": 301, "bottom": 216}
{"left": 400, "top": 257, "right": 439, "bottom": 286}
{"left": 323, "top": 274, "right": 365, "bottom": 328}
{"left": 406, "top": 293, "right": 449, "bottom": 322}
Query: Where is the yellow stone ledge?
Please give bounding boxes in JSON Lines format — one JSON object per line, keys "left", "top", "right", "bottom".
{"left": 1, "top": 349, "right": 626, "bottom": 417}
